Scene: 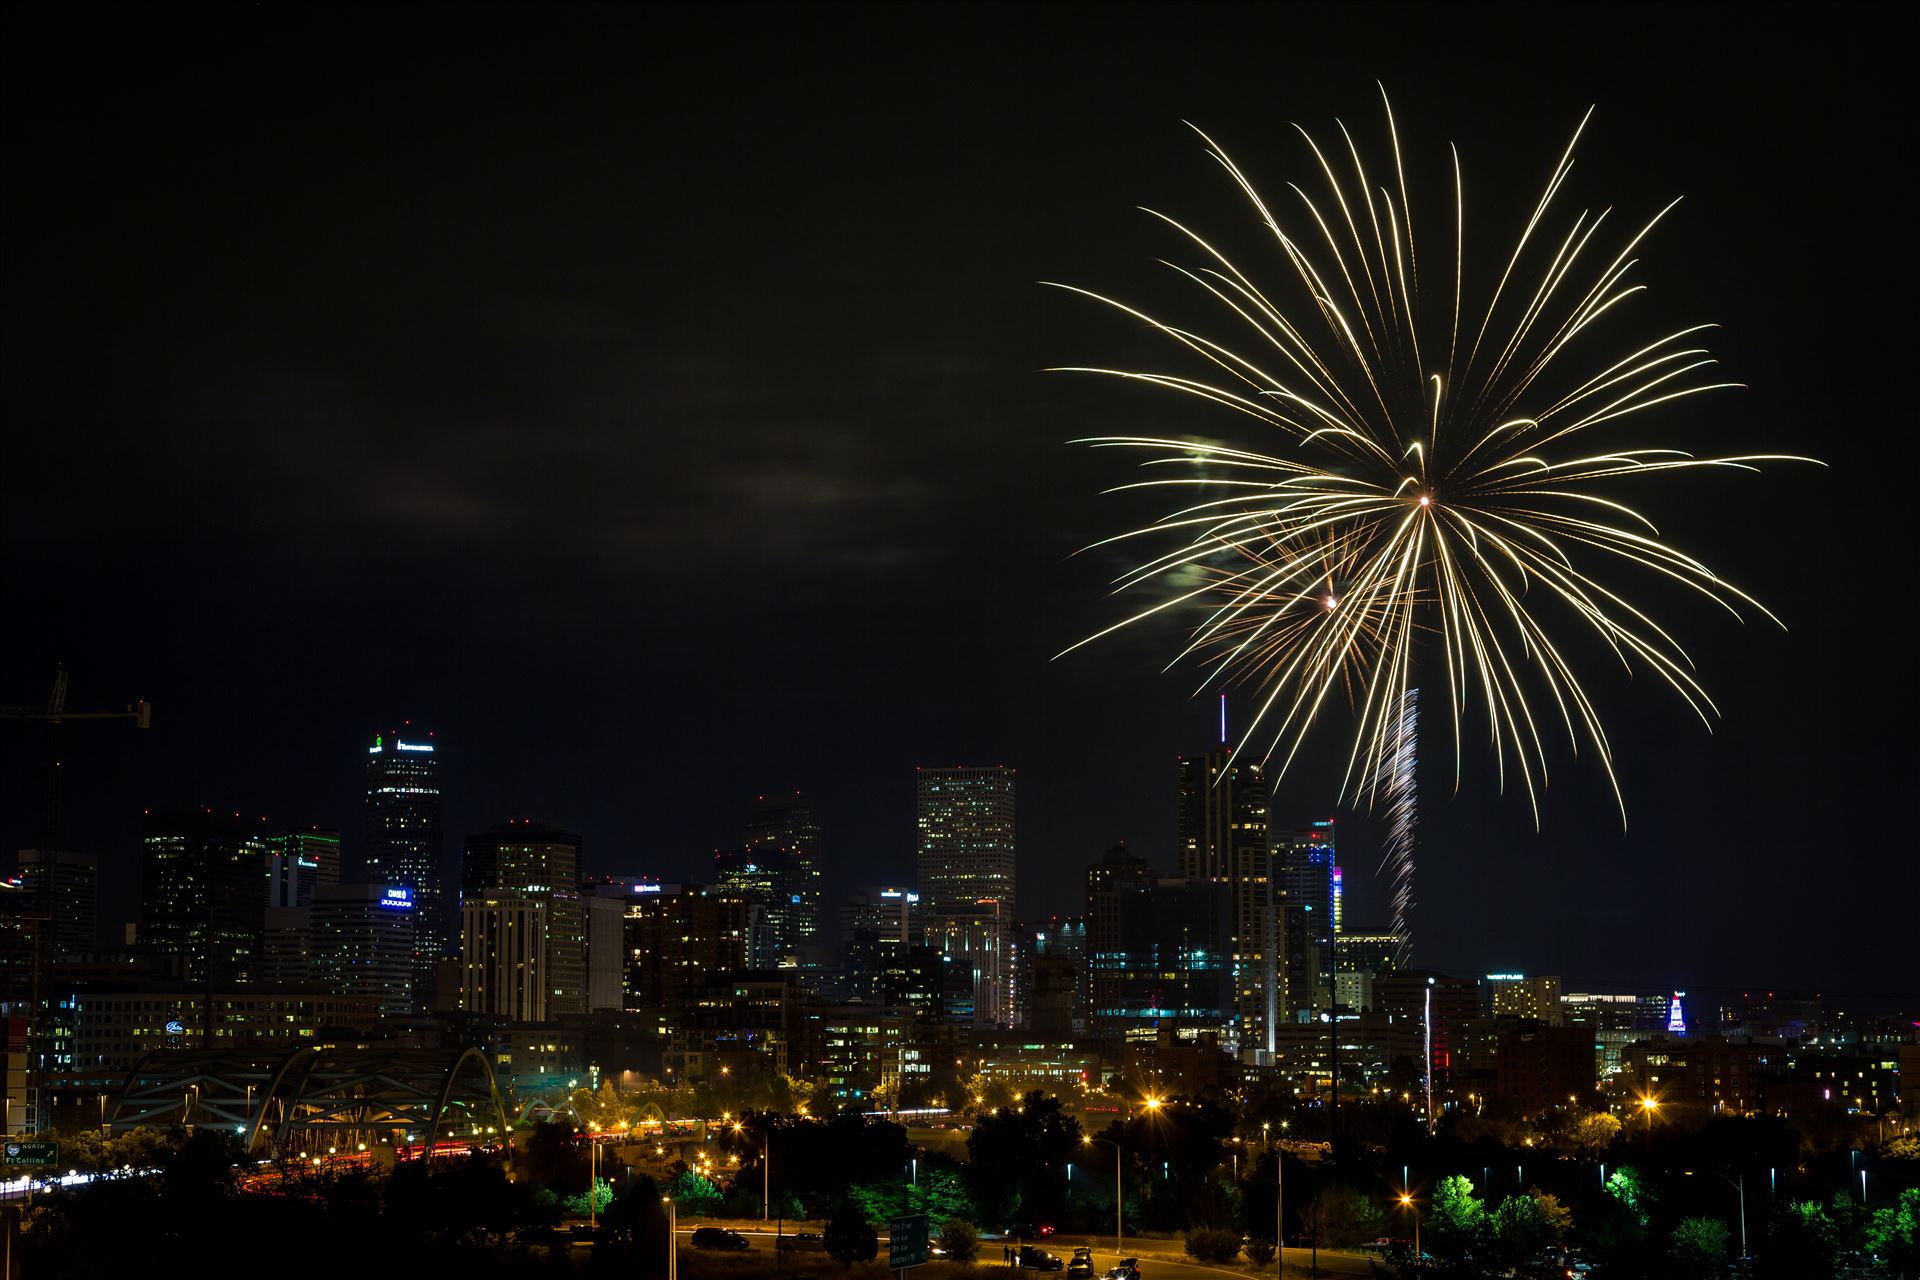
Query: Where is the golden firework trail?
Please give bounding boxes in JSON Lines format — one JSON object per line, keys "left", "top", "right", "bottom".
{"left": 1054, "top": 91, "right": 1818, "bottom": 824}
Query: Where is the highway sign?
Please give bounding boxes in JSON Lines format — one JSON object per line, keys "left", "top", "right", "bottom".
{"left": 888, "top": 1213, "right": 929, "bottom": 1269}
{"left": 2, "top": 1142, "right": 56, "bottom": 1166}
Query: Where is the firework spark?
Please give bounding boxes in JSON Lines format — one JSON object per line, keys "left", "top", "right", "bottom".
{"left": 1055, "top": 92, "right": 1818, "bottom": 822}
{"left": 1372, "top": 687, "right": 1418, "bottom": 965}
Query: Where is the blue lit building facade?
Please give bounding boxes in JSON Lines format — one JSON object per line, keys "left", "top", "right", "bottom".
{"left": 365, "top": 728, "right": 444, "bottom": 1011}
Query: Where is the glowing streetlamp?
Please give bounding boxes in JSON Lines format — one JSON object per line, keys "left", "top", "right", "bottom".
{"left": 664, "top": 1196, "right": 678, "bottom": 1280}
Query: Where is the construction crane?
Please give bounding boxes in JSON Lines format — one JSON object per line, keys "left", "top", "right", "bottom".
{"left": 0, "top": 666, "right": 151, "bottom": 852}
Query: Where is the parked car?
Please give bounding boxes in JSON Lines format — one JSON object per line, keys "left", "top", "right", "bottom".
{"left": 1103, "top": 1259, "right": 1141, "bottom": 1280}
{"left": 1067, "top": 1247, "right": 1096, "bottom": 1278}
{"left": 778, "top": 1232, "right": 825, "bottom": 1253}
{"left": 1018, "top": 1246, "right": 1065, "bottom": 1271}
{"left": 692, "top": 1227, "right": 751, "bottom": 1251}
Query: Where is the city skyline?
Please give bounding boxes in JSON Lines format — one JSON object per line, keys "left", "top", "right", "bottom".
{"left": 2, "top": 6, "right": 1908, "bottom": 1001}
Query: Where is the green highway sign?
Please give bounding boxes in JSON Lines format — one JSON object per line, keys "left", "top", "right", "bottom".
{"left": 888, "top": 1213, "right": 929, "bottom": 1269}
{"left": 2, "top": 1142, "right": 56, "bottom": 1166}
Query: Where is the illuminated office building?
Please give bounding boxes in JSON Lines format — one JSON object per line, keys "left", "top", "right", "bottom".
{"left": 311, "top": 883, "right": 417, "bottom": 1019}
{"left": 744, "top": 790, "right": 821, "bottom": 945}
{"left": 14, "top": 850, "right": 97, "bottom": 958}
{"left": 461, "top": 821, "right": 584, "bottom": 1018}
{"left": 916, "top": 767, "right": 1016, "bottom": 912}
{"left": 1484, "top": 972, "right": 1564, "bottom": 1023}
{"left": 621, "top": 883, "right": 750, "bottom": 1021}
{"left": 365, "top": 727, "right": 444, "bottom": 1008}
{"left": 713, "top": 846, "right": 804, "bottom": 970}
{"left": 1084, "top": 877, "right": 1233, "bottom": 1043}
{"left": 264, "top": 828, "right": 339, "bottom": 909}
{"left": 839, "top": 886, "right": 920, "bottom": 1002}
{"left": 139, "top": 810, "right": 270, "bottom": 992}
{"left": 916, "top": 766, "right": 1015, "bottom": 1027}
{"left": 1176, "top": 748, "right": 1274, "bottom": 1059}
{"left": 1275, "top": 820, "right": 1337, "bottom": 1018}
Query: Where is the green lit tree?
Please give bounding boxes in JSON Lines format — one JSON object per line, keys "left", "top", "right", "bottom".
{"left": 1670, "top": 1217, "right": 1730, "bottom": 1279}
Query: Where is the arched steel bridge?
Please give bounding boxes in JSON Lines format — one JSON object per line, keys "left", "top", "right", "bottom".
{"left": 107, "top": 1045, "right": 512, "bottom": 1166}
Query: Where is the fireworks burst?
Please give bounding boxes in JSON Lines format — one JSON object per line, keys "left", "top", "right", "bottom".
{"left": 1055, "top": 91, "right": 1817, "bottom": 823}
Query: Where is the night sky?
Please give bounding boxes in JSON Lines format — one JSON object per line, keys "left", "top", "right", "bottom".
{"left": 3, "top": 5, "right": 1909, "bottom": 997}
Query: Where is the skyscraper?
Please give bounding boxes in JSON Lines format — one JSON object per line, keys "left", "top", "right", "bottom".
{"left": 1084, "top": 843, "right": 1154, "bottom": 1036}
{"left": 916, "top": 767, "right": 1016, "bottom": 912}
{"left": 916, "top": 766, "right": 1016, "bottom": 1026}
{"left": 1176, "top": 748, "right": 1274, "bottom": 1060}
{"left": 460, "top": 821, "right": 584, "bottom": 1018}
{"left": 14, "top": 850, "right": 97, "bottom": 958}
{"left": 263, "top": 828, "right": 340, "bottom": 909}
{"left": 310, "top": 883, "right": 417, "bottom": 1019}
{"left": 365, "top": 728, "right": 444, "bottom": 1010}
{"left": 1275, "top": 819, "right": 1338, "bottom": 1017}
{"left": 745, "top": 790, "right": 821, "bottom": 946}
{"left": 139, "top": 811, "right": 269, "bottom": 993}
{"left": 713, "top": 846, "right": 804, "bottom": 970}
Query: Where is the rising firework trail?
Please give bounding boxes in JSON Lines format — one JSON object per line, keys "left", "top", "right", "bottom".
{"left": 1054, "top": 90, "right": 1818, "bottom": 823}
{"left": 1373, "top": 687, "right": 1418, "bottom": 965}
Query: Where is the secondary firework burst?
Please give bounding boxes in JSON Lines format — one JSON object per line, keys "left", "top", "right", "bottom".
{"left": 1055, "top": 91, "right": 1817, "bottom": 823}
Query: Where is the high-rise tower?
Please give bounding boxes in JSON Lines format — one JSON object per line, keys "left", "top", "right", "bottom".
{"left": 460, "top": 820, "right": 584, "bottom": 1018}
{"left": 744, "top": 790, "right": 821, "bottom": 947}
{"left": 1176, "top": 746, "right": 1273, "bottom": 1060}
{"left": 1275, "top": 819, "right": 1337, "bottom": 1017}
{"left": 365, "top": 727, "right": 444, "bottom": 1011}
{"left": 915, "top": 767, "right": 1016, "bottom": 912}
{"left": 916, "top": 766, "right": 1015, "bottom": 1025}
{"left": 140, "top": 811, "right": 270, "bottom": 995}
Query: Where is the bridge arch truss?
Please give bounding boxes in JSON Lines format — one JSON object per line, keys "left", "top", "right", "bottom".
{"left": 109, "top": 1045, "right": 512, "bottom": 1168}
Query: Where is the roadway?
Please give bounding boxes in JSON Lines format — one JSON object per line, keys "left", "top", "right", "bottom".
{"left": 675, "top": 1230, "right": 1372, "bottom": 1278}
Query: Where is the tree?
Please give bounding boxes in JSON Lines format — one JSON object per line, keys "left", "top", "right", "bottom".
{"left": 1184, "top": 1228, "right": 1243, "bottom": 1263}
{"left": 521, "top": 1119, "right": 592, "bottom": 1196}
{"left": 824, "top": 1197, "right": 879, "bottom": 1267}
{"left": 1604, "top": 1167, "right": 1651, "bottom": 1225}
{"left": 1243, "top": 1237, "right": 1275, "bottom": 1268}
{"left": 571, "top": 1080, "right": 632, "bottom": 1131}
{"left": 1299, "top": 1185, "right": 1385, "bottom": 1249}
{"left": 1490, "top": 1192, "right": 1564, "bottom": 1267}
{"left": 593, "top": 1175, "right": 672, "bottom": 1276}
{"left": 1758, "top": 1200, "right": 1840, "bottom": 1280}
{"left": 1572, "top": 1111, "right": 1622, "bottom": 1159}
{"left": 1864, "top": 1187, "right": 1920, "bottom": 1278}
{"left": 937, "top": 1218, "right": 981, "bottom": 1263}
{"left": 965, "top": 1091, "right": 1081, "bottom": 1230}
{"left": 1428, "top": 1174, "right": 1490, "bottom": 1268}
{"left": 1670, "top": 1217, "right": 1731, "bottom": 1279}
{"left": 666, "top": 1168, "right": 723, "bottom": 1216}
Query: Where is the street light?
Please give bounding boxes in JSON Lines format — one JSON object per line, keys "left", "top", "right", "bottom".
{"left": 1082, "top": 1136, "right": 1124, "bottom": 1261}
{"left": 1638, "top": 1095, "right": 1659, "bottom": 1151}
{"left": 1398, "top": 1193, "right": 1420, "bottom": 1259}
{"left": 664, "top": 1196, "right": 678, "bottom": 1280}
{"left": 1686, "top": 1170, "right": 1747, "bottom": 1259}
{"left": 589, "top": 1129, "right": 601, "bottom": 1230}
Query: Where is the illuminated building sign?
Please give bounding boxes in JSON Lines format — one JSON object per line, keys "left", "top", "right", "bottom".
{"left": 381, "top": 887, "right": 413, "bottom": 909}
{"left": 397, "top": 741, "right": 433, "bottom": 752}
{"left": 631, "top": 883, "right": 663, "bottom": 895}
{"left": 164, "top": 1020, "right": 185, "bottom": 1035}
